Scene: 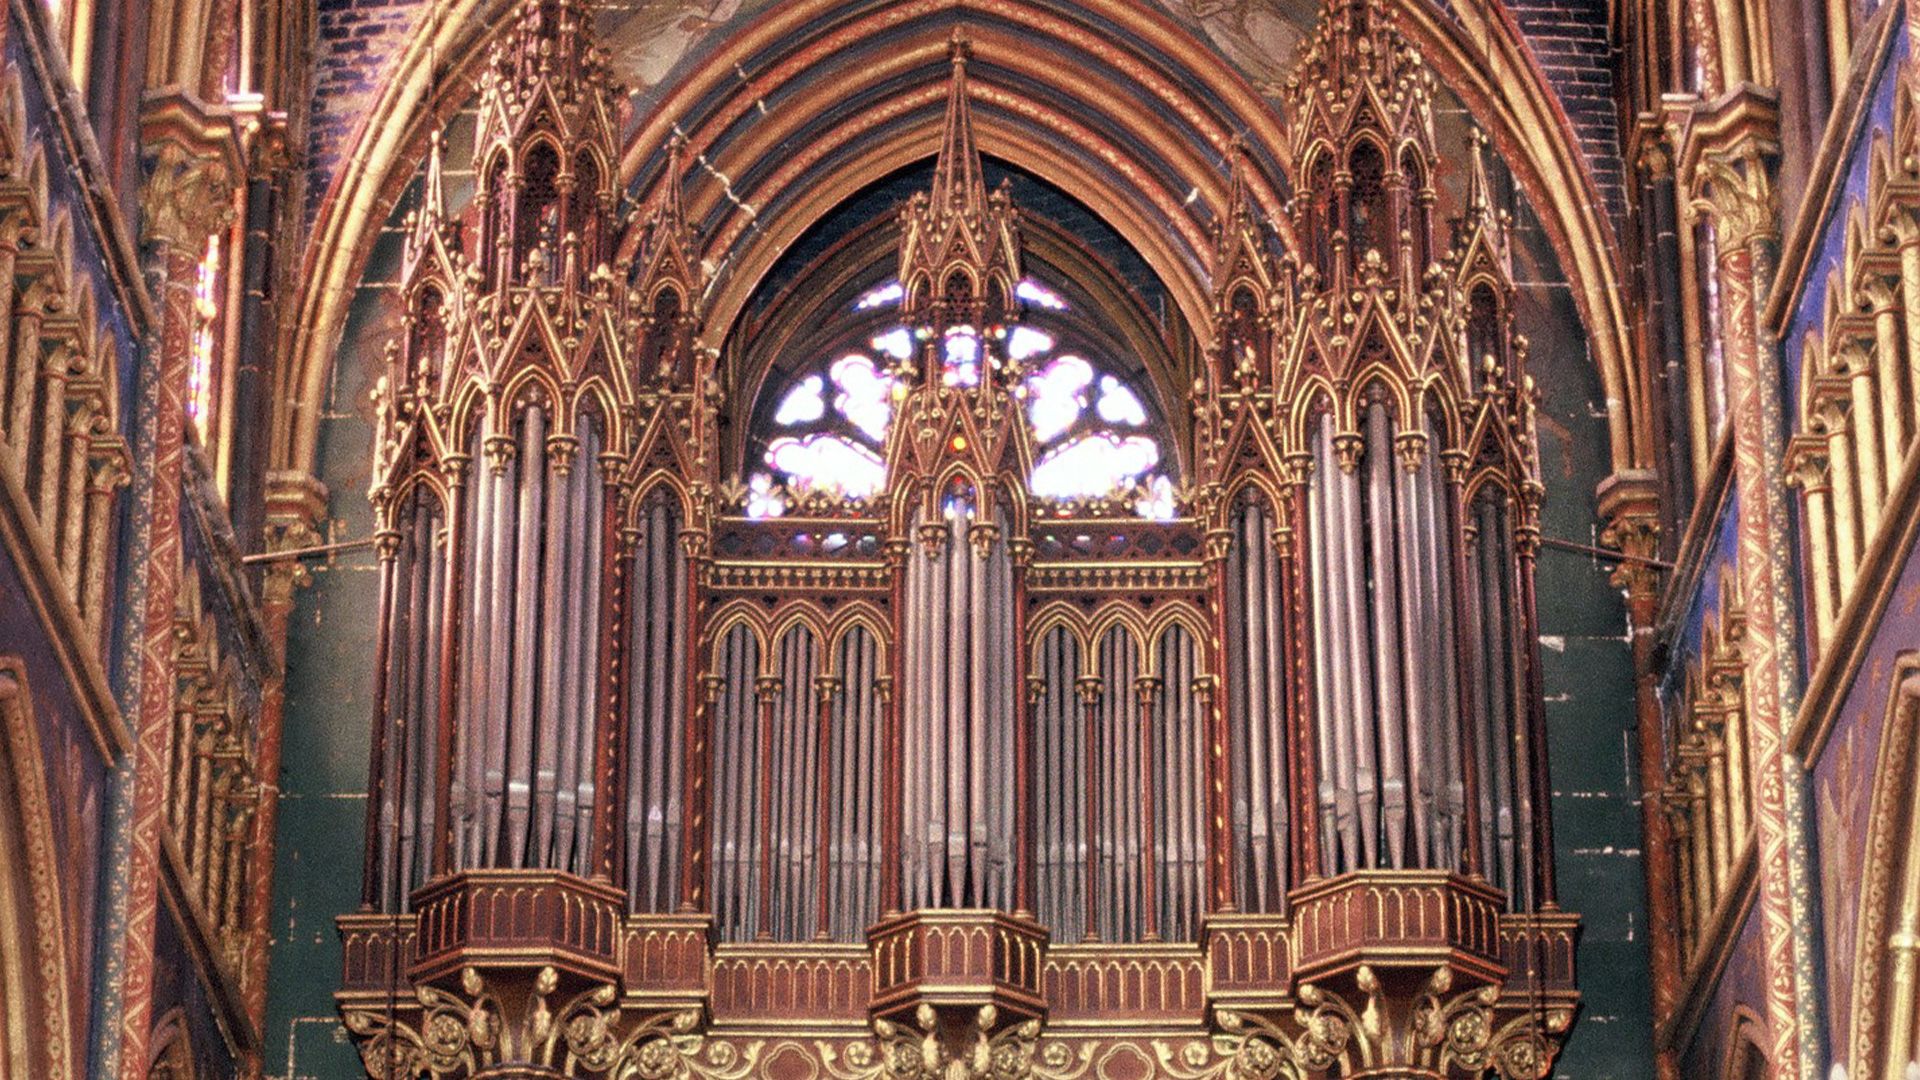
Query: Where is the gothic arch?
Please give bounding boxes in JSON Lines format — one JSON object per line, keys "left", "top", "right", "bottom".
{"left": 0, "top": 660, "right": 78, "bottom": 1080}
{"left": 1722, "top": 1007, "right": 1770, "bottom": 1080}
{"left": 276, "top": 0, "right": 1645, "bottom": 488}
{"left": 1847, "top": 655, "right": 1920, "bottom": 1074}
{"left": 146, "top": 1009, "right": 198, "bottom": 1080}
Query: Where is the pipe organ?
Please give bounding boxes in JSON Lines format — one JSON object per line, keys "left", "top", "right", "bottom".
{"left": 340, "top": 1, "right": 1580, "bottom": 1076}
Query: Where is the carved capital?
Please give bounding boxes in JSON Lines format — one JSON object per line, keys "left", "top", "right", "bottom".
{"left": 139, "top": 141, "right": 234, "bottom": 253}
{"left": 966, "top": 520, "right": 1001, "bottom": 559}
{"left": 1156, "top": 963, "right": 1570, "bottom": 1080}
{"left": 1026, "top": 674, "right": 1047, "bottom": 705}
{"left": 1133, "top": 675, "right": 1163, "bottom": 707}
{"left": 1073, "top": 676, "right": 1104, "bottom": 706}
{"left": 1687, "top": 149, "right": 1776, "bottom": 253}
{"left": 1784, "top": 436, "right": 1832, "bottom": 493}
{"left": 342, "top": 974, "right": 747, "bottom": 1080}
{"left": 1857, "top": 273, "right": 1900, "bottom": 314}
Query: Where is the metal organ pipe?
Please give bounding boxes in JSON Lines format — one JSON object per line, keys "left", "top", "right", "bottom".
{"left": 766, "top": 626, "right": 820, "bottom": 940}
{"left": 624, "top": 494, "right": 688, "bottom": 912}
{"left": 1225, "top": 495, "right": 1291, "bottom": 913}
{"left": 1034, "top": 627, "right": 1083, "bottom": 941}
{"left": 1335, "top": 420, "right": 1378, "bottom": 870}
{"left": 945, "top": 516, "right": 966, "bottom": 903}
{"left": 1239, "top": 500, "right": 1274, "bottom": 906}
{"left": 899, "top": 503, "right": 1015, "bottom": 913}
{"left": 1471, "top": 493, "right": 1524, "bottom": 900}
{"left": 1364, "top": 403, "right": 1408, "bottom": 869}
{"left": 1291, "top": 406, "right": 1495, "bottom": 882}
{"left": 371, "top": 487, "right": 447, "bottom": 910}
{"left": 710, "top": 624, "right": 760, "bottom": 940}
{"left": 1154, "top": 626, "right": 1206, "bottom": 942}
{"left": 506, "top": 407, "right": 543, "bottom": 867}
{"left": 826, "top": 627, "right": 883, "bottom": 939}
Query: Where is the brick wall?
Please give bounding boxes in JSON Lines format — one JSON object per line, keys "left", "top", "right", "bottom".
{"left": 1505, "top": 0, "right": 1630, "bottom": 231}
{"left": 306, "top": 0, "right": 430, "bottom": 225}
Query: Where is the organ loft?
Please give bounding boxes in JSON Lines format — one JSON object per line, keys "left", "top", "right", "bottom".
{"left": 10, "top": 0, "right": 1913, "bottom": 1074}
{"left": 340, "top": 1, "right": 1576, "bottom": 1075}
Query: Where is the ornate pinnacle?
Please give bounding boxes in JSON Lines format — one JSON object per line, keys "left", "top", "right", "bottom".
{"left": 1466, "top": 128, "right": 1492, "bottom": 216}
{"left": 931, "top": 29, "right": 988, "bottom": 216}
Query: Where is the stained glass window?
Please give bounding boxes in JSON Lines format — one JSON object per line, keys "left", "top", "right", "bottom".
{"left": 752, "top": 277, "right": 1172, "bottom": 516}
{"left": 187, "top": 234, "right": 222, "bottom": 446}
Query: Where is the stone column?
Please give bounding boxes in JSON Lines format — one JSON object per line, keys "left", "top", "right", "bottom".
{"left": 1689, "top": 146, "right": 1824, "bottom": 1080}
{"left": 110, "top": 121, "right": 234, "bottom": 1080}
{"left": 240, "top": 471, "right": 326, "bottom": 1035}
{"left": 1599, "top": 472, "right": 1680, "bottom": 1080}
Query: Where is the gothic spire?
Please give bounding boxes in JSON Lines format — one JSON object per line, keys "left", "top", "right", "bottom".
{"left": 634, "top": 134, "right": 705, "bottom": 318}
{"left": 930, "top": 29, "right": 988, "bottom": 216}
{"left": 897, "top": 30, "right": 1021, "bottom": 333}
{"left": 474, "top": 0, "right": 621, "bottom": 165}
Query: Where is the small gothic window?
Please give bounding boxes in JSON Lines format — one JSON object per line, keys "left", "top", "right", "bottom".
{"left": 1310, "top": 154, "right": 1335, "bottom": 279}
{"left": 572, "top": 152, "right": 602, "bottom": 261}
{"left": 410, "top": 285, "right": 445, "bottom": 377}
{"left": 1348, "top": 140, "right": 1390, "bottom": 271}
{"left": 517, "top": 142, "right": 563, "bottom": 275}
{"left": 483, "top": 153, "right": 510, "bottom": 282}
{"left": 1228, "top": 287, "right": 1260, "bottom": 375}
{"left": 1401, "top": 149, "right": 1430, "bottom": 274}
{"left": 1468, "top": 283, "right": 1502, "bottom": 373}
{"left": 944, "top": 270, "right": 974, "bottom": 308}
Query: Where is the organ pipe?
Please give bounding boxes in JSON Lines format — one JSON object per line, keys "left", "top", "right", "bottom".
{"left": 898, "top": 506, "right": 1017, "bottom": 912}
{"left": 1225, "top": 495, "right": 1291, "bottom": 910}
{"left": 358, "top": 0, "right": 1561, "bottom": 955}
{"left": 1195, "top": 0, "right": 1552, "bottom": 915}
{"left": 625, "top": 494, "right": 688, "bottom": 912}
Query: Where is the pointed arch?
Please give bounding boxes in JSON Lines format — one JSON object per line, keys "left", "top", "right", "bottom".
{"left": 278, "top": 0, "right": 1645, "bottom": 485}
{"left": 0, "top": 660, "right": 78, "bottom": 1080}
{"left": 1846, "top": 656, "right": 1920, "bottom": 1073}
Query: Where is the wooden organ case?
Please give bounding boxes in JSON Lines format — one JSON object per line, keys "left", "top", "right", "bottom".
{"left": 336, "top": 1, "right": 1581, "bottom": 1077}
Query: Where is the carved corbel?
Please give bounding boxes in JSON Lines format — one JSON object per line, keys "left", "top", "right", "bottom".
{"left": 343, "top": 972, "right": 758, "bottom": 1080}
{"left": 1597, "top": 471, "right": 1662, "bottom": 600}
{"left": 261, "top": 471, "right": 329, "bottom": 612}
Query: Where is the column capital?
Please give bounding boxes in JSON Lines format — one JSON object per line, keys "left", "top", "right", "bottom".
{"left": 1686, "top": 147, "right": 1778, "bottom": 253}
{"left": 261, "top": 471, "right": 330, "bottom": 605}
{"left": 138, "top": 91, "right": 242, "bottom": 254}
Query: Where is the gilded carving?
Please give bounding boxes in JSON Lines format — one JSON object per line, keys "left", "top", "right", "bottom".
{"left": 138, "top": 143, "right": 233, "bottom": 254}
{"left": 1687, "top": 150, "right": 1776, "bottom": 254}
{"left": 344, "top": 971, "right": 763, "bottom": 1080}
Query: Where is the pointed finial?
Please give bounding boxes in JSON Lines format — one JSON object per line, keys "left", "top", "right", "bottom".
{"left": 423, "top": 128, "right": 449, "bottom": 217}
{"left": 663, "top": 131, "right": 687, "bottom": 224}
{"left": 950, "top": 26, "right": 971, "bottom": 66}
{"left": 1466, "top": 127, "right": 1492, "bottom": 213}
{"left": 1225, "top": 135, "right": 1251, "bottom": 216}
